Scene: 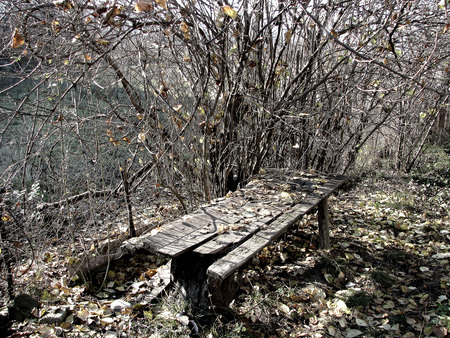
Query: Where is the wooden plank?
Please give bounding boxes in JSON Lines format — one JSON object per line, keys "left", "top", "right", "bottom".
{"left": 122, "top": 206, "right": 242, "bottom": 257}
{"left": 206, "top": 198, "right": 317, "bottom": 280}
{"left": 123, "top": 173, "right": 346, "bottom": 258}
{"left": 150, "top": 207, "right": 243, "bottom": 257}
{"left": 207, "top": 175, "right": 347, "bottom": 280}
{"left": 193, "top": 216, "right": 273, "bottom": 255}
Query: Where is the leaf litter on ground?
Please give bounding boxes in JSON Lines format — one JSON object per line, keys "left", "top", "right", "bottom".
{"left": 3, "top": 154, "right": 450, "bottom": 337}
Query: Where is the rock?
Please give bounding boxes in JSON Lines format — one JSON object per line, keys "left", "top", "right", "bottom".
{"left": 176, "top": 312, "right": 199, "bottom": 336}
{"left": 39, "top": 306, "right": 69, "bottom": 324}
{"left": 9, "top": 294, "right": 39, "bottom": 322}
{"left": 110, "top": 299, "right": 131, "bottom": 312}
{"left": 176, "top": 313, "right": 190, "bottom": 326}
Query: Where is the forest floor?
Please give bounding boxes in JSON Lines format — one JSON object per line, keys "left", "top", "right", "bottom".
{"left": 3, "top": 145, "right": 450, "bottom": 337}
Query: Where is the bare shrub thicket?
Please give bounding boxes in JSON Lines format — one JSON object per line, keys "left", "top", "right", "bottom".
{"left": 0, "top": 0, "right": 448, "bottom": 295}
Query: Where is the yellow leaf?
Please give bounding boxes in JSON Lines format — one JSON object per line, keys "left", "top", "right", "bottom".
{"left": 54, "top": 0, "right": 72, "bottom": 10}
{"left": 180, "top": 21, "right": 189, "bottom": 33}
{"left": 144, "top": 310, "right": 153, "bottom": 320}
{"left": 52, "top": 21, "right": 60, "bottom": 32}
{"left": 155, "top": 0, "right": 167, "bottom": 10}
{"left": 138, "top": 132, "right": 146, "bottom": 142}
{"left": 43, "top": 252, "right": 53, "bottom": 263}
{"left": 145, "top": 268, "right": 157, "bottom": 278}
{"left": 122, "top": 137, "right": 131, "bottom": 144}
{"left": 1, "top": 215, "right": 11, "bottom": 221}
{"left": 110, "top": 138, "right": 120, "bottom": 146}
{"left": 221, "top": 5, "right": 237, "bottom": 19}
{"left": 12, "top": 29, "right": 24, "bottom": 49}
{"left": 135, "top": 0, "right": 152, "bottom": 12}
{"left": 180, "top": 22, "right": 190, "bottom": 39}
{"left": 95, "top": 39, "right": 110, "bottom": 46}
{"left": 60, "top": 322, "right": 71, "bottom": 329}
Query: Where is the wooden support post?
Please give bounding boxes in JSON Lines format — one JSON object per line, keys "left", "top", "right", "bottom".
{"left": 206, "top": 272, "right": 242, "bottom": 308}
{"left": 170, "top": 252, "right": 242, "bottom": 308}
{"left": 318, "top": 198, "right": 330, "bottom": 249}
{"left": 170, "top": 252, "right": 214, "bottom": 308}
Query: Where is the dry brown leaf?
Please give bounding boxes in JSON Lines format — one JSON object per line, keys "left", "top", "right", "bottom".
{"left": 181, "top": 25, "right": 190, "bottom": 39}
{"left": 135, "top": 0, "right": 152, "bottom": 12}
{"left": 155, "top": 0, "right": 168, "bottom": 10}
{"left": 12, "top": 29, "right": 24, "bottom": 49}
{"left": 285, "top": 29, "right": 292, "bottom": 44}
{"left": 180, "top": 21, "right": 189, "bottom": 33}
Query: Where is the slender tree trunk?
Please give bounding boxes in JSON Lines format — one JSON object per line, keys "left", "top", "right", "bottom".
{"left": 0, "top": 189, "right": 14, "bottom": 300}
{"left": 121, "top": 162, "right": 136, "bottom": 238}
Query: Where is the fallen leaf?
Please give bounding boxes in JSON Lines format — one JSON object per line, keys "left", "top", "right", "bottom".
{"left": 423, "top": 325, "right": 433, "bottom": 336}
{"left": 276, "top": 302, "right": 290, "bottom": 315}
{"left": 355, "top": 317, "right": 368, "bottom": 327}
{"left": 100, "top": 317, "right": 114, "bottom": 325}
{"left": 77, "top": 309, "right": 90, "bottom": 322}
{"left": 346, "top": 328, "right": 363, "bottom": 337}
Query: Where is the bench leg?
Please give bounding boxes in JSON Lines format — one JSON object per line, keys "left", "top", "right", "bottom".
{"left": 206, "top": 273, "right": 242, "bottom": 308}
{"left": 170, "top": 252, "right": 242, "bottom": 308}
{"left": 170, "top": 252, "right": 214, "bottom": 307}
{"left": 318, "top": 198, "right": 330, "bottom": 249}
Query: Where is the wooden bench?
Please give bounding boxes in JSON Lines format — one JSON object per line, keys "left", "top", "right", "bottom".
{"left": 122, "top": 169, "right": 347, "bottom": 308}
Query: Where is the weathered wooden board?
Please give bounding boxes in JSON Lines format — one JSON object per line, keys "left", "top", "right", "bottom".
{"left": 193, "top": 216, "right": 274, "bottom": 256}
{"left": 207, "top": 175, "right": 347, "bottom": 280}
{"left": 122, "top": 206, "right": 242, "bottom": 257}
{"left": 123, "top": 170, "right": 346, "bottom": 262}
